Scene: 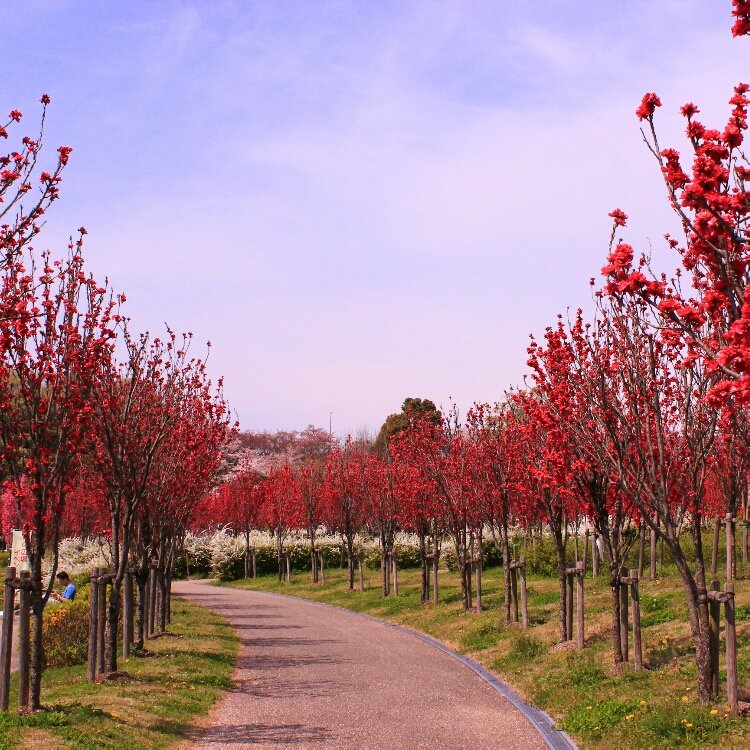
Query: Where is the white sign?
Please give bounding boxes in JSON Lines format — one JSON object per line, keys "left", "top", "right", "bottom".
{"left": 10, "top": 530, "right": 29, "bottom": 572}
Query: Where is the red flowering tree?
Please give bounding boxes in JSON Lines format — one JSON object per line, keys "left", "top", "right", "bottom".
{"left": 0, "top": 240, "right": 116, "bottom": 708}
{"left": 264, "top": 463, "right": 302, "bottom": 580}
{"left": 323, "top": 441, "right": 367, "bottom": 591}
{"left": 297, "top": 464, "right": 324, "bottom": 582}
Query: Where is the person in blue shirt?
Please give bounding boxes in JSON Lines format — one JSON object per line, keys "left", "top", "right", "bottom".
{"left": 51, "top": 571, "right": 76, "bottom": 602}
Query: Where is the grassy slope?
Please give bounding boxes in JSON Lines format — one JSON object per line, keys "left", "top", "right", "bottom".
{"left": 226, "top": 565, "right": 750, "bottom": 750}
{"left": 0, "top": 598, "right": 238, "bottom": 750}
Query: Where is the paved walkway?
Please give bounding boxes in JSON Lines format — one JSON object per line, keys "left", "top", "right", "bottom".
{"left": 173, "top": 580, "right": 553, "bottom": 750}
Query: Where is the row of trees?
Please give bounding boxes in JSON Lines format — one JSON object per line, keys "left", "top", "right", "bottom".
{"left": 0, "top": 99, "right": 230, "bottom": 709}
{"left": 196, "top": 19, "right": 749, "bottom": 704}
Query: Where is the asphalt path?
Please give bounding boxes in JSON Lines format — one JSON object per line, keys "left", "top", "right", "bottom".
{"left": 173, "top": 579, "right": 559, "bottom": 750}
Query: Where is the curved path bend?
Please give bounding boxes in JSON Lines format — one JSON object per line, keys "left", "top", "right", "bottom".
{"left": 173, "top": 580, "right": 572, "bottom": 750}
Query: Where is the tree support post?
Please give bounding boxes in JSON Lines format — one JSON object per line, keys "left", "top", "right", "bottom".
{"left": 726, "top": 581, "right": 737, "bottom": 713}
{"left": 148, "top": 559, "right": 158, "bottom": 637}
{"left": 583, "top": 530, "right": 589, "bottom": 575}
{"left": 592, "top": 532, "right": 599, "bottom": 577}
{"left": 576, "top": 561, "right": 585, "bottom": 648}
{"left": 566, "top": 568, "right": 574, "bottom": 639}
{"left": 707, "top": 581, "right": 738, "bottom": 712}
{"left": 0, "top": 567, "right": 17, "bottom": 710}
{"left": 629, "top": 569, "right": 642, "bottom": 670}
{"left": 711, "top": 516, "right": 721, "bottom": 576}
{"left": 619, "top": 567, "right": 629, "bottom": 662}
{"left": 392, "top": 553, "right": 399, "bottom": 596}
{"left": 123, "top": 570, "right": 133, "bottom": 659}
{"left": 87, "top": 567, "right": 99, "bottom": 682}
{"left": 638, "top": 526, "right": 645, "bottom": 578}
{"left": 17, "top": 570, "right": 31, "bottom": 711}
{"left": 519, "top": 558, "right": 529, "bottom": 628}
{"left": 725, "top": 513, "right": 735, "bottom": 581}
{"left": 709, "top": 579, "right": 721, "bottom": 697}
{"left": 96, "top": 572, "right": 107, "bottom": 674}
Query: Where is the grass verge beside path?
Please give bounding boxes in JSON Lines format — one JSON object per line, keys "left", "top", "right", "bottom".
{"left": 0, "top": 598, "right": 238, "bottom": 750}
{"left": 224, "top": 567, "right": 750, "bottom": 750}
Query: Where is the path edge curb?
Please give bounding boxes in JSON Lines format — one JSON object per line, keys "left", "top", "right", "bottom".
{"left": 215, "top": 583, "right": 578, "bottom": 750}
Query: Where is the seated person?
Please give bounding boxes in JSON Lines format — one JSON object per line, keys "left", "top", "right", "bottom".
{"left": 50, "top": 571, "right": 77, "bottom": 602}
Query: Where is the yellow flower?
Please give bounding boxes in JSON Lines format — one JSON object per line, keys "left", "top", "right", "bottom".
{"left": 710, "top": 709, "right": 719, "bottom": 715}
{"left": 639, "top": 700, "right": 647, "bottom": 706}
{"left": 585, "top": 706, "right": 593, "bottom": 710}
{"left": 625, "top": 714, "right": 634, "bottom": 721}
{"left": 681, "top": 695, "right": 689, "bottom": 702}
{"left": 685, "top": 723, "right": 693, "bottom": 728}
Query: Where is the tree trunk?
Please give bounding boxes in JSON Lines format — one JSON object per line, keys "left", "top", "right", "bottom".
{"left": 501, "top": 520, "right": 511, "bottom": 625}
{"left": 310, "top": 530, "right": 318, "bottom": 584}
{"left": 134, "top": 570, "right": 148, "bottom": 652}
{"left": 346, "top": 535, "right": 355, "bottom": 591}
{"left": 419, "top": 530, "right": 429, "bottom": 603}
{"left": 552, "top": 527, "right": 568, "bottom": 641}
{"left": 29, "top": 593, "right": 44, "bottom": 711}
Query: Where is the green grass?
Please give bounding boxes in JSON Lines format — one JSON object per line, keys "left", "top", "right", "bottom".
{"left": 0, "top": 599, "right": 238, "bottom": 750}
{"left": 224, "top": 565, "right": 750, "bottom": 750}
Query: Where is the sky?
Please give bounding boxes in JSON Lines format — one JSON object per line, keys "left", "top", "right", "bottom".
{"left": 1, "top": 1, "right": 748, "bottom": 436}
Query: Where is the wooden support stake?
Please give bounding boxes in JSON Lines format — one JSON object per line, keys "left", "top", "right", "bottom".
{"left": 149, "top": 561, "right": 158, "bottom": 637}
{"left": 726, "top": 513, "right": 735, "bottom": 581}
{"left": 17, "top": 570, "right": 31, "bottom": 710}
{"left": 519, "top": 558, "right": 528, "bottom": 628}
{"left": 709, "top": 579, "right": 721, "bottom": 697}
{"left": 251, "top": 547, "right": 257, "bottom": 579}
{"left": 630, "top": 568, "right": 642, "bottom": 670}
{"left": 583, "top": 530, "right": 589, "bottom": 576}
{"left": 725, "top": 581, "right": 737, "bottom": 713}
{"left": 711, "top": 516, "right": 721, "bottom": 576}
{"left": 511, "top": 565, "right": 519, "bottom": 623}
{"left": 566, "top": 571, "right": 574, "bottom": 640}
{"left": 475, "top": 536, "right": 483, "bottom": 613}
{"left": 123, "top": 571, "right": 133, "bottom": 659}
{"left": 392, "top": 553, "right": 399, "bottom": 596}
{"left": 96, "top": 573, "right": 106, "bottom": 673}
{"left": 638, "top": 525, "right": 645, "bottom": 578}
{"left": 358, "top": 551, "right": 364, "bottom": 592}
{"left": 318, "top": 553, "right": 325, "bottom": 585}
{"left": 619, "top": 567, "right": 629, "bottom": 662}
{"left": 592, "top": 532, "right": 599, "bottom": 577}
{"left": 0, "top": 567, "right": 17, "bottom": 710}
{"left": 743, "top": 522, "right": 748, "bottom": 565}
{"left": 650, "top": 523, "right": 658, "bottom": 580}
{"left": 87, "top": 567, "right": 99, "bottom": 682}
{"left": 431, "top": 550, "right": 438, "bottom": 604}
{"left": 576, "top": 561, "right": 584, "bottom": 648}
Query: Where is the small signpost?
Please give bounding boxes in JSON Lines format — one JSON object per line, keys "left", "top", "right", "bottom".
{"left": 10, "top": 530, "right": 30, "bottom": 572}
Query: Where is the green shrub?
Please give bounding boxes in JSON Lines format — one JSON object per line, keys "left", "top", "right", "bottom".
{"left": 43, "top": 596, "right": 90, "bottom": 668}
{"left": 522, "top": 538, "right": 560, "bottom": 577}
